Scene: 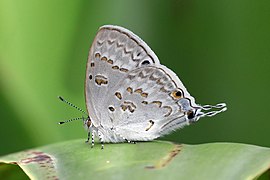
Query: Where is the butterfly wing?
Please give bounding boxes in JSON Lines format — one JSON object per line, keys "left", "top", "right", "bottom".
{"left": 85, "top": 25, "right": 160, "bottom": 127}
{"left": 104, "top": 65, "right": 199, "bottom": 141}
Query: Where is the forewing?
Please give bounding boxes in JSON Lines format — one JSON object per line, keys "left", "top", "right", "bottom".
{"left": 85, "top": 25, "right": 160, "bottom": 127}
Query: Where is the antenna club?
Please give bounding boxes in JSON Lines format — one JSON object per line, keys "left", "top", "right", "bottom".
{"left": 59, "top": 122, "right": 65, "bottom": 124}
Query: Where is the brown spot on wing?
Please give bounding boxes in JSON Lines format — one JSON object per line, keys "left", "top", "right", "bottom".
{"left": 142, "top": 101, "right": 148, "bottom": 105}
{"left": 160, "top": 87, "right": 169, "bottom": 93}
{"left": 163, "top": 106, "right": 173, "bottom": 117}
{"left": 121, "top": 105, "right": 127, "bottom": 111}
{"left": 141, "top": 93, "right": 148, "bottom": 98}
{"left": 107, "top": 59, "right": 113, "bottom": 64}
{"left": 120, "top": 68, "right": 129, "bottom": 72}
{"left": 122, "top": 101, "right": 136, "bottom": 113}
{"left": 95, "top": 53, "right": 101, "bottom": 58}
{"left": 171, "top": 89, "right": 182, "bottom": 100}
{"left": 115, "top": 92, "right": 122, "bottom": 100}
{"left": 108, "top": 106, "right": 115, "bottom": 112}
{"left": 151, "top": 101, "right": 162, "bottom": 107}
{"left": 95, "top": 75, "right": 108, "bottom": 85}
{"left": 101, "top": 56, "right": 107, "bottom": 61}
{"left": 149, "top": 74, "right": 159, "bottom": 81}
{"left": 134, "top": 88, "right": 143, "bottom": 94}
{"left": 145, "top": 120, "right": 154, "bottom": 131}
{"left": 126, "top": 87, "right": 133, "bottom": 94}
{"left": 112, "top": 66, "right": 119, "bottom": 70}
{"left": 156, "top": 79, "right": 164, "bottom": 85}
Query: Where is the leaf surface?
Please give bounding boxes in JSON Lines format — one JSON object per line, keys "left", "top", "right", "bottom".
{"left": 0, "top": 140, "right": 270, "bottom": 180}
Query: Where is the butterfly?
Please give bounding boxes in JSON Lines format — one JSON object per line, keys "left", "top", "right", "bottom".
{"left": 59, "top": 25, "right": 227, "bottom": 149}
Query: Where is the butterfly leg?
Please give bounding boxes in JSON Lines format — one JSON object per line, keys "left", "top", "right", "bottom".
{"left": 118, "top": 133, "right": 136, "bottom": 144}
{"left": 97, "top": 130, "right": 104, "bottom": 149}
{"left": 125, "top": 138, "right": 136, "bottom": 144}
{"left": 91, "top": 132, "right": 95, "bottom": 148}
{"left": 85, "top": 131, "right": 90, "bottom": 143}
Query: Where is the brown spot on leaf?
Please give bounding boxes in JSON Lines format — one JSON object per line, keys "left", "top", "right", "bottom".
{"left": 18, "top": 150, "right": 59, "bottom": 179}
{"left": 145, "top": 144, "right": 182, "bottom": 169}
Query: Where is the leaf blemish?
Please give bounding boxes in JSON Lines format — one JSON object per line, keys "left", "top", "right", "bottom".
{"left": 19, "top": 150, "right": 59, "bottom": 180}
{"left": 145, "top": 144, "right": 182, "bottom": 170}
{"left": 20, "top": 151, "right": 52, "bottom": 164}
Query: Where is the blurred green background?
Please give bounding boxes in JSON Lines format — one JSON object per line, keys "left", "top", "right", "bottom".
{"left": 0, "top": 0, "right": 269, "bottom": 156}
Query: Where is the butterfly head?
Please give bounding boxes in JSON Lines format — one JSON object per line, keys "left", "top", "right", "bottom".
{"left": 83, "top": 116, "right": 92, "bottom": 131}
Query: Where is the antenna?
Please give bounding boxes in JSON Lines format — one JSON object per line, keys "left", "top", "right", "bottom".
{"left": 58, "top": 96, "right": 88, "bottom": 116}
{"left": 58, "top": 117, "right": 85, "bottom": 125}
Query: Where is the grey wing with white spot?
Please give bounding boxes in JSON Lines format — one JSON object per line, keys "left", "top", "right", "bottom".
{"left": 104, "top": 65, "right": 200, "bottom": 141}
{"left": 85, "top": 25, "right": 160, "bottom": 127}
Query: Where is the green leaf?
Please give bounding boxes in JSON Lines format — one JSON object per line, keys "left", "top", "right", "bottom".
{"left": 0, "top": 140, "right": 270, "bottom": 180}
